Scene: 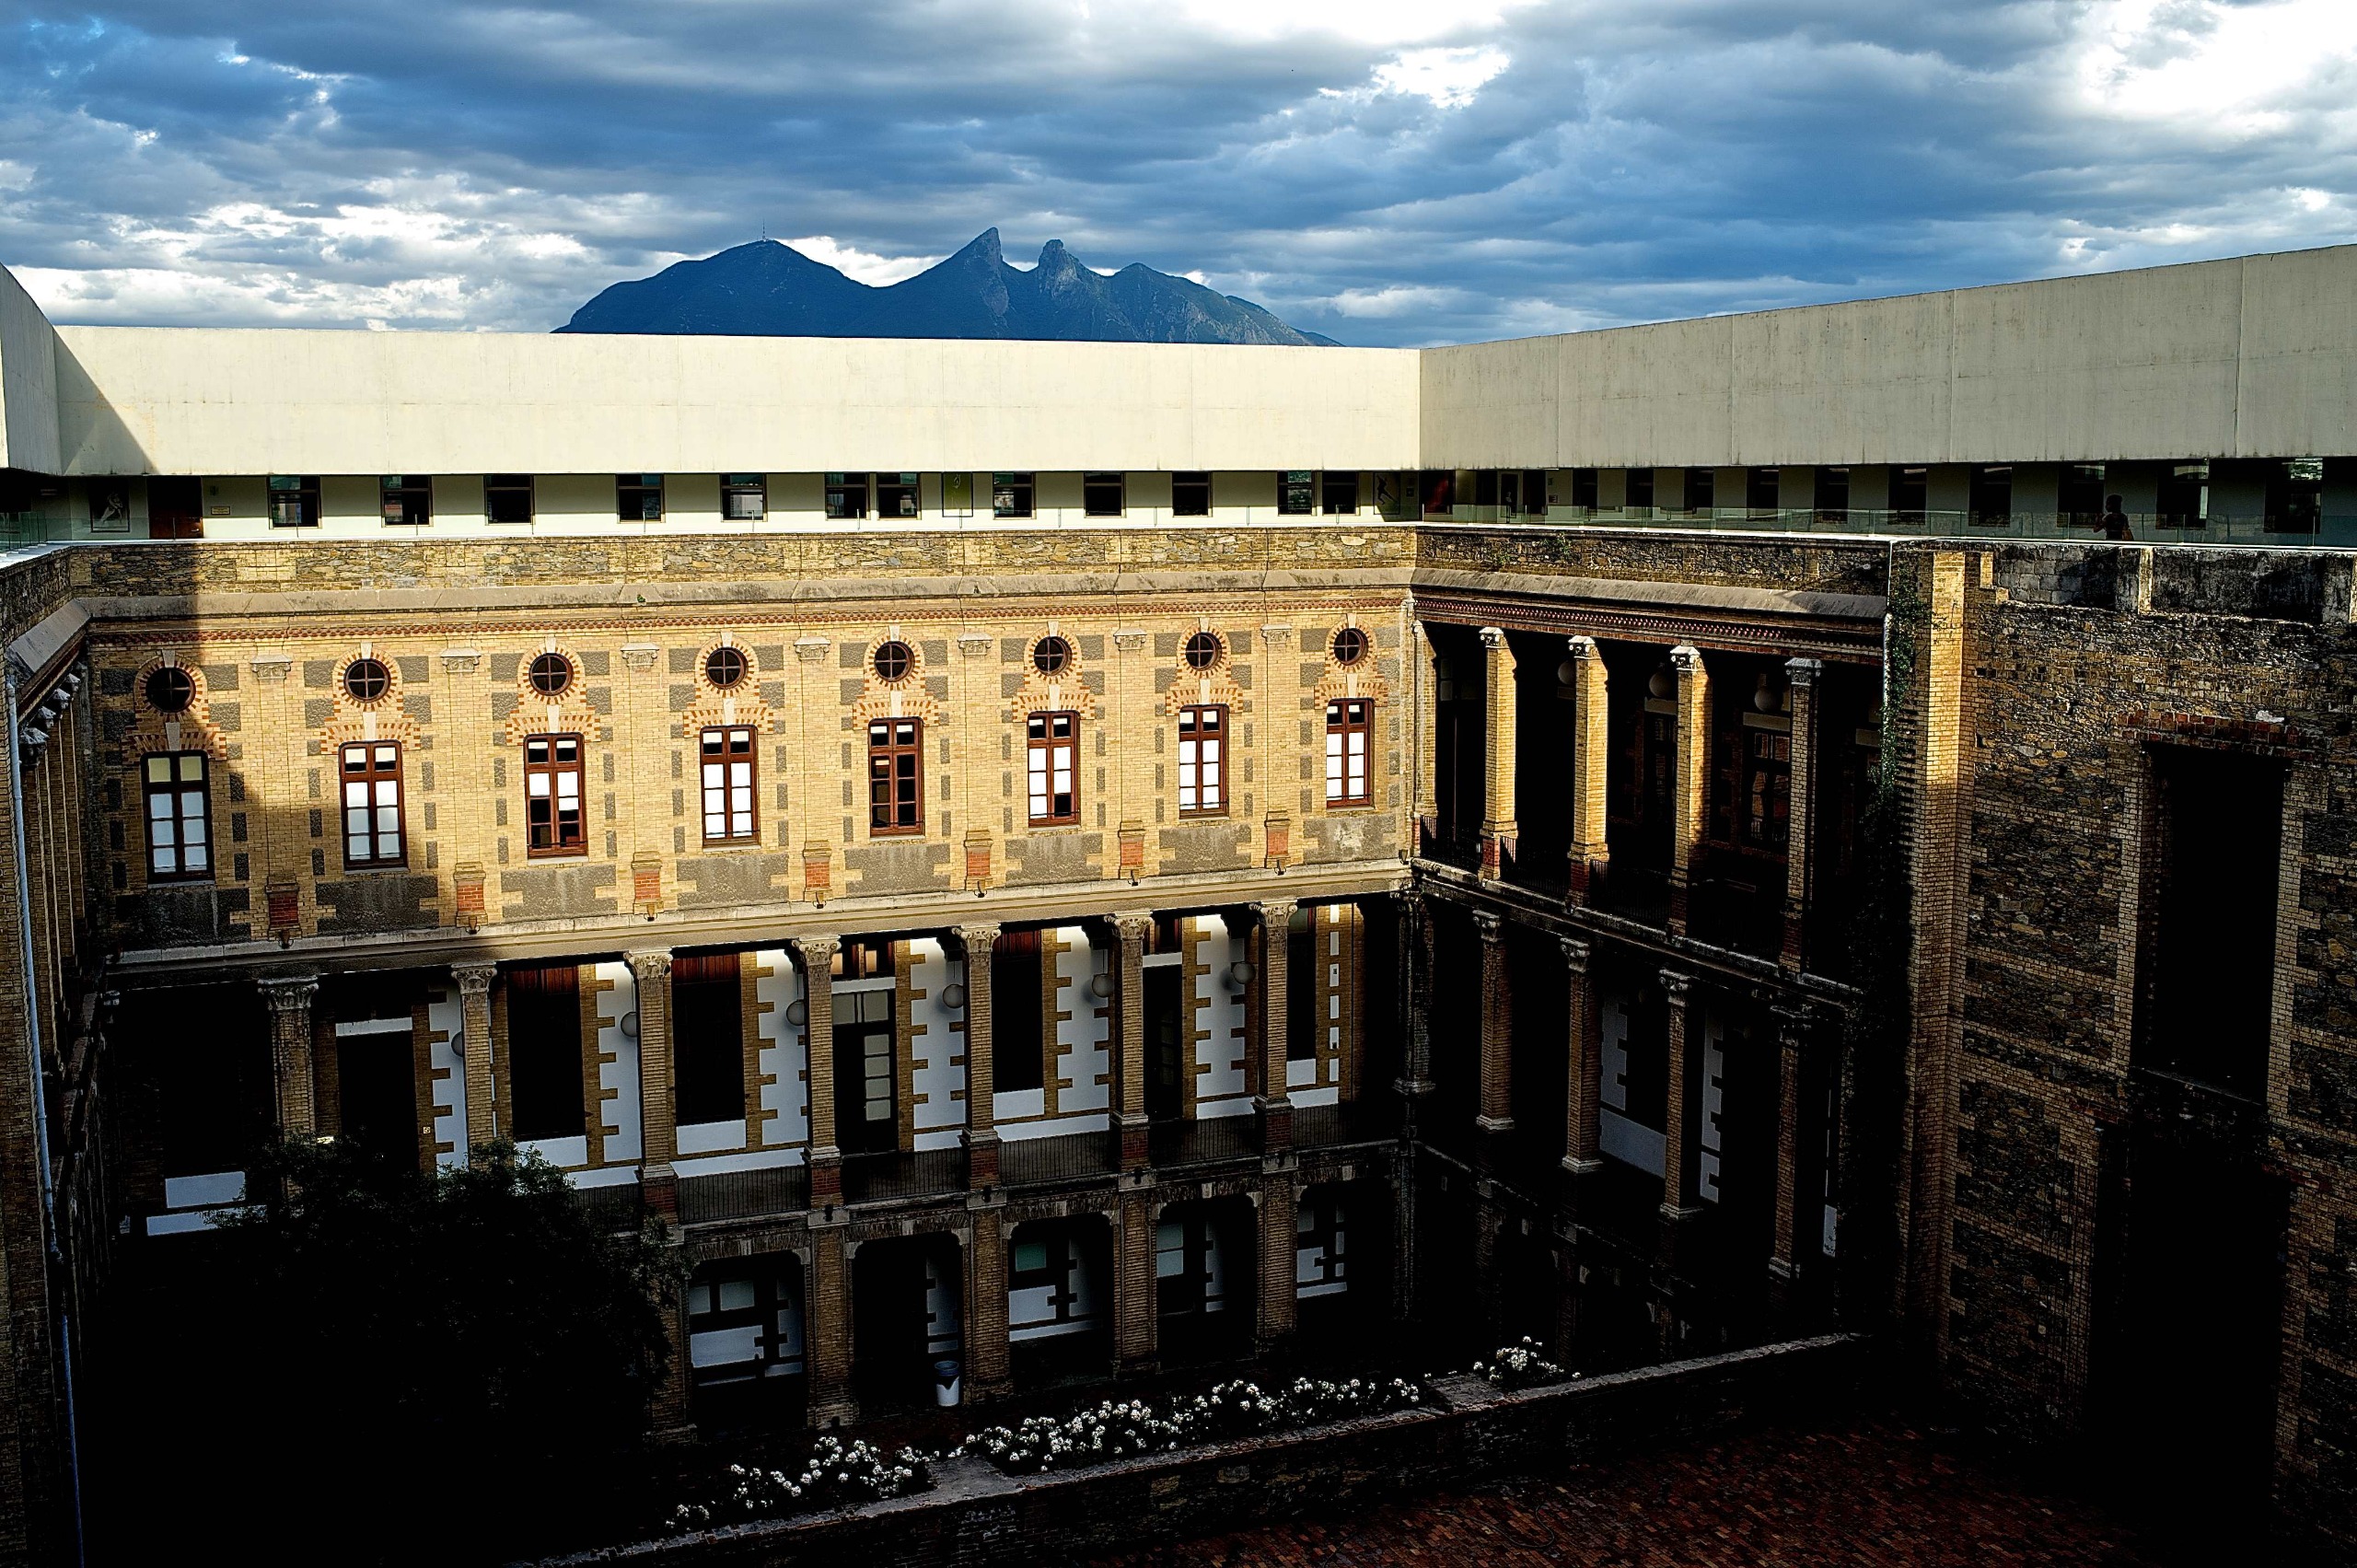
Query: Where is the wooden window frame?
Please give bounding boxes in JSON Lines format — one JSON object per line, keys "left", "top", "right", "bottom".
{"left": 379, "top": 474, "right": 432, "bottom": 527}
{"left": 1320, "top": 470, "right": 1359, "bottom": 515}
{"left": 617, "top": 474, "right": 665, "bottom": 521}
{"left": 1278, "top": 470, "right": 1316, "bottom": 516}
{"left": 1325, "top": 699, "right": 1372, "bottom": 807}
{"left": 524, "top": 733, "right": 588, "bottom": 857}
{"left": 1082, "top": 472, "right": 1125, "bottom": 517}
{"left": 485, "top": 473, "right": 535, "bottom": 524}
{"left": 267, "top": 475, "right": 320, "bottom": 528}
{"left": 992, "top": 472, "right": 1034, "bottom": 519}
{"left": 700, "top": 726, "right": 758, "bottom": 844}
{"left": 1171, "top": 471, "right": 1212, "bottom": 517}
{"left": 876, "top": 473, "right": 921, "bottom": 519}
{"left": 1177, "top": 705, "right": 1227, "bottom": 817}
{"left": 339, "top": 740, "right": 408, "bottom": 869}
{"left": 824, "top": 472, "right": 869, "bottom": 519}
{"left": 721, "top": 474, "right": 767, "bottom": 522}
{"left": 1028, "top": 711, "right": 1079, "bottom": 827}
{"left": 868, "top": 717, "right": 923, "bottom": 836}
{"left": 143, "top": 750, "right": 213, "bottom": 882}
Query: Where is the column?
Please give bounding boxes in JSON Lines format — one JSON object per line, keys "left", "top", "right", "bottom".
{"left": 1769, "top": 1003, "right": 1811, "bottom": 1299}
{"left": 1257, "top": 1174, "right": 1299, "bottom": 1353}
{"left": 1781, "top": 658, "right": 1824, "bottom": 974}
{"left": 1658, "top": 970, "right": 1701, "bottom": 1219}
{"left": 1412, "top": 615, "right": 1439, "bottom": 853}
{"left": 626, "top": 950, "right": 676, "bottom": 1215}
{"left": 1115, "top": 1194, "right": 1158, "bottom": 1375}
{"left": 1565, "top": 635, "right": 1612, "bottom": 905}
{"left": 1254, "top": 900, "right": 1296, "bottom": 1153}
{"left": 260, "top": 974, "right": 320, "bottom": 1141}
{"left": 1477, "top": 626, "right": 1518, "bottom": 881}
{"left": 454, "top": 963, "right": 496, "bottom": 1153}
{"left": 1473, "top": 912, "right": 1513, "bottom": 1141}
{"left": 649, "top": 1253, "right": 693, "bottom": 1435}
{"left": 957, "top": 923, "right": 1002, "bottom": 1190}
{"left": 806, "top": 1229, "right": 856, "bottom": 1427}
{"left": 1113, "top": 913, "right": 1152, "bottom": 1172}
{"left": 1561, "top": 937, "right": 1602, "bottom": 1174}
{"left": 963, "top": 1205, "right": 1012, "bottom": 1400}
{"left": 792, "top": 935, "right": 841, "bottom": 1207}
{"left": 1666, "top": 645, "right": 1709, "bottom": 937}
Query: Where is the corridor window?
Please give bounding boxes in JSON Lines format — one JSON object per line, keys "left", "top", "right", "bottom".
{"left": 485, "top": 473, "right": 535, "bottom": 524}
{"left": 1816, "top": 467, "right": 1851, "bottom": 523}
{"left": 722, "top": 474, "right": 767, "bottom": 521}
{"left": 825, "top": 473, "right": 868, "bottom": 519}
{"left": 1739, "top": 730, "right": 1791, "bottom": 853}
{"left": 1326, "top": 700, "right": 1371, "bottom": 806}
{"left": 1279, "top": 470, "right": 1316, "bottom": 515}
{"left": 1571, "top": 468, "right": 1599, "bottom": 511}
{"left": 524, "top": 734, "right": 586, "bottom": 856}
{"left": 1746, "top": 468, "right": 1779, "bottom": 515}
{"left": 868, "top": 718, "right": 923, "bottom": 834}
{"left": 1625, "top": 469, "right": 1655, "bottom": 511}
{"left": 267, "top": 475, "right": 319, "bottom": 528}
{"left": 700, "top": 727, "right": 757, "bottom": 843}
{"left": 1028, "top": 712, "right": 1079, "bottom": 826}
{"left": 1970, "top": 464, "right": 2013, "bottom": 527}
{"left": 1178, "top": 705, "right": 1225, "bottom": 816}
{"left": 144, "top": 752, "right": 212, "bottom": 880}
{"left": 617, "top": 474, "right": 664, "bottom": 521}
{"left": 1684, "top": 467, "right": 1714, "bottom": 514}
{"left": 340, "top": 742, "right": 406, "bottom": 868}
{"left": 1889, "top": 466, "right": 1928, "bottom": 521}
{"left": 877, "top": 473, "right": 921, "bottom": 518}
{"left": 1172, "top": 471, "right": 1212, "bottom": 517}
{"left": 1083, "top": 472, "right": 1125, "bottom": 517}
{"left": 992, "top": 473, "right": 1034, "bottom": 518}
{"left": 379, "top": 475, "right": 432, "bottom": 527}
{"left": 1321, "top": 471, "right": 1359, "bottom": 515}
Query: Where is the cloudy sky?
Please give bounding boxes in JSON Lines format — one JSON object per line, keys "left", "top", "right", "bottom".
{"left": 2, "top": 0, "right": 2353, "bottom": 345}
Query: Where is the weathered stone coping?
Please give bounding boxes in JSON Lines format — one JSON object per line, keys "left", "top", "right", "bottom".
{"left": 532, "top": 1333, "right": 1864, "bottom": 1567}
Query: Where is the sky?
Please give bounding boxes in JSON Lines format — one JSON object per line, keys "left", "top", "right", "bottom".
{"left": 1, "top": 0, "right": 2353, "bottom": 346}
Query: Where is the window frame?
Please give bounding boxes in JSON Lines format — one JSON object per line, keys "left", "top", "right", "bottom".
{"left": 992, "top": 472, "right": 1034, "bottom": 519}
{"left": 1320, "top": 470, "right": 1359, "bottom": 515}
{"left": 1278, "top": 470, "right": 1316, "bottom": 516}
{"left": 524, "top": 733, "right": 588, "bottom": 858}
{"left": 1177, "top": 704, "right": 1227, "bottom": 817}
{"left": 876, "top": 472, "right": 920, "bottom": 519}
{"left": 1027, "top": 711, "right": 1080, "bottom": 827}
{"left": 1684, "top": 466, "right": 1715, "bottom": 515}
{"left": 699, "top": 726, "right": 759, "bottom": 844}
{"left": 617, "top": 474, "right": 665, "bottom": 521}
{"left": 824, "top": 472, "right": 870, "bottom": 519}
{"left": 485, "top": 473, "right": 535, "bottom": 525}
{"left": 721, "top": 473, "right": 767, "bottom": 522}
{"left": 142, "top": 750, "right": 214, "bottom": 882}
{"left": 1325, "top": 699, "right": 1373, "bottom": 807}
{"left": 867, "top": 717, "right": 923, "bottom": 836}
{"left": 1082, "top": 472, "right": 1125, "bottom": 517}
{"left": 379, "top": 474, "right": 432, "bottom": 527}
{"left": 1171, "top": 471, "right": 1212, "bottom": 517}
{"left": 339, "top": 740, "right": 408, "bottom": 870}
{"left": 267, "top": 475, "right": 320, "bottom": 529}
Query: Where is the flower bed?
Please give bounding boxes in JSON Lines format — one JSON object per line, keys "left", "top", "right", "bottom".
{"left": 960, "top": 1376, "right": 1425, "bottom": 1475}
{"left": 1471, "top": 1338, "right": 1578, "bottom": 1392}
{"left": 666, "top": 1438, "right": 932, "bottom": 1534}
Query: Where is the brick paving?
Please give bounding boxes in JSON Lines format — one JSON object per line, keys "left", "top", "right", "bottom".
{"left": 1082, "top": 1419, "right": 2170, "bottom": 1567}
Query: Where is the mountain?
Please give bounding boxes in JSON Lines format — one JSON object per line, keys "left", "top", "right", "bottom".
{"left": 557, "top": 228, "right": 1341, "bottom": 346}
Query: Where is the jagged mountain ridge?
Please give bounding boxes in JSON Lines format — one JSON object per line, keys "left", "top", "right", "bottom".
{"left": 557, "top": 228, "right": 1340, "bottom": 345}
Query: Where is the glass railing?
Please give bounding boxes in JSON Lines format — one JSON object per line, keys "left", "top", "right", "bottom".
{"left": 1430, "top": 506, "right": 2357, "bottom": 548}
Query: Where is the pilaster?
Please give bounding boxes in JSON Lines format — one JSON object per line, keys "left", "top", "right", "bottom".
{"left": 1782, "top": 657, "right": 1823, "bottom": 973}
{"left": 1253, "top": 900, "right": 1297, "bottom": 1153}
{"left": 1258, "top": 1175, "right": 1300, "bottom": 1354}
{"left": 1113, "top": 912, "right": 1153, "bottom": 1171}
{"left": 626, "top": 950, "right": 676, "bottom": 1216}
{"left": 793, "top": 935, "right": 842, "bottom": 1208}
{"left": 260, "top": 973, "right": 320, "bottom": 1142}
{"left": 454, "top": 963, "right": 496, "bottom": 1153}
{"left": 1478, "top": 627, "right": 1518, "bottom": 880}
{"left": 1561, "top": 937, "right": 1602, "bottom": 1175}
{"left": 806, "top": 1224, "right": 857, "bottom": 1427}
{"left": 1659, "top": 970, "right": 1701, "bottom": 1220}
{"left": 1667, "top": 645, "right": 1709, "bottom": 937}
{"left": 963, "top": 1198, "right": 1013, "bottom": 1399}
{"left": 1565, "top": 635, "right": 1611, "bottom": 905}
{"left": 1770, "top": 1002, "right": 1812, "bottom": 1304}
{"left": 957, "top": 923, "right": 1002, "bottom": 1190}
{"left": 1412, "top": 618, "right": 1439, "bottom": 852}
{"left": 1474, "top": 911, "right": 1514, "bottom": 1142}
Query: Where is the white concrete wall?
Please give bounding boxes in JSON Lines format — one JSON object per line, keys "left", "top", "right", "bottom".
{"left": 906, "top": 937, "right": 967, "bottom": 1152}
{"left": 0, "top": 263, "right": 60, "bottom": 475}
{"left": 1191, "top": 914, "right": 1251, "bottom": 1120}
{"left": 590, "top": 959, "right": 643, "bottom": 1166}
{"left": 426, "top": 980, "right": 467, "bottom": 1171}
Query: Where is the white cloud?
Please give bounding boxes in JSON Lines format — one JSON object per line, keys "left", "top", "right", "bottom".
{"left": 1163, "top": 0, "right": 1535, "bottom": 47}
{"left": 2075, "top": 0, "right": 2357, "bottom": 136}
{"left": 777, "top": 235, "right": 941, "bottom": 286}
{"left": 1368, "top": 44, "right": 1511, "bottom": 109}
{"left": 1330, "top": 284, "right": 1457, "bottom": 317}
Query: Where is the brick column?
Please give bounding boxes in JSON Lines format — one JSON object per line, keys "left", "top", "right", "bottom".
{"left": 1394, "top": 889, "right": 1435, "bottom": 1142}
{"left": 793, "top": 935, "right": 842, "bottom": 1208}
{"left": 1666, "top": 645, "right": 1709, "bottom": 937}
{"left": 650, "top": 1250, "right": 692, "bottom": 1436}
{"left": 1474, "top": 912, "right": 1514, "bottom": 1140}
{"left": 1113, "top": 913, "right": 1153, "bottom": 1171}
{"left": 963, "top": 1204, "right": 1012, "bottom": 1400}
{"left": 1782, "top": 658, "right": 1823, "bottom": 974}
{"left": 806, "top": 1228, "right": 856, "bottom": 1427}
{"left": 1769, "top": 1002, "right": 1812, "bottom": 1298}
{"left": 1477, "top": 626, "right": 1518, "bottom": 880}
{"left": 1659, "top": 970, "right": 1701, "bottom": 1219}
{"left": 260, "top": 974, "right": 320, "bottom": 1141}
{"left": 454, "top": 963, "right": 496, "bottom": 1152}
{"left": 1412, "top": 616, "right": 1439, "bottom": 853}
{"left": 1565, "top": 635, "right": 1611, "bottom": 906}
{"left": 1258, "top": 1174, "right": 1299, "bottom": 1353}
{"left": 1561, "top": 937, "right": 1601, "bottom": 1174}
{"left": 1115, "top": 1193, "right": 1157, "bottom": 1376}
{"left": 958, "top": 923, "right": 1002, "bottom": 1190}
{"left": 1254, "top": 900, "right": 1297, "bottom": 1153}
{"left": 627, "top": 950, "right": 676, "bottom": 1216}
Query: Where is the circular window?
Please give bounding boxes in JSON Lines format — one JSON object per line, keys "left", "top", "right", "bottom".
{"left": 527, "top": 652, "right": 575, "bottom": 697}
{"left": 1033, "top": 635, "right": 1073, "bottom": 677}
{"left": 1331, "top": 627, "right": 1368, "bottom": 667}
{"left": 704, "top": 646, "right": 748, "bottom": 690}
{"left": 343, "top": 656, "right": 391, "bottom": 703}
{"left": 1182, "top": 632, "right": 1223, "bottom": 671}
{"left": 145, "top": 666, "right": 195, "bottom": 714}
{"left": 873, "top": 640, "right": 914, "bottom": 682}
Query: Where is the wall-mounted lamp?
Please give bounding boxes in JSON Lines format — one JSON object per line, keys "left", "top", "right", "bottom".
{"left": 941, "top": 982, "right": 969, "bottom": 1011}
{"left": 785, "top": 998, "right": 808, "bottom": 1028}
{"left": 1226, "top": 959, "right": 1256, "bottom": 991}
{"left": 1088, "top": 972, "right": 1115, "bottom": 1000}
{"left": 620, "top": 1010, "right": 640, "bottom": 1040}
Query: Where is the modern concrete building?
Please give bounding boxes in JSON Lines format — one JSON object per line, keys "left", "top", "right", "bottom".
{"left": 1, "top": 246, "right": 2354, "bottom": 1560}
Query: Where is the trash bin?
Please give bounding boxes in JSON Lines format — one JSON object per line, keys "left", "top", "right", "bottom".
{"left": 933, "top": 1358, "right": 962, "bottom": 1407}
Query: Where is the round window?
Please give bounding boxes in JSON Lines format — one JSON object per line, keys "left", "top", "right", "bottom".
{"left": 1032, "top": 635, "right": 1073, "bottom": 677}
{"left": 145, "top": 666, "right": 195, "bottom": 714}
{"left": 343, "top": 656, "right": 390, "bottom": 703}
{"left": 704, "top": 646, "right": 748, "bottom": 690}
{"left": 1182, "top": 632, "right": 1223, "bottom": 671}
{"left": 527, "top": 652, "right": 575, "bottom": 697}
{"left": 873, "top": 640, "right": 914, "bottom": 682}
{"left": 1331, "top": 627, "right": 1368, "bottom": 667}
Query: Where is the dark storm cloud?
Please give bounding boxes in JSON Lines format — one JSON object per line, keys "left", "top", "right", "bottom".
{"left": 0, "top": 0, "right": 2351, "bottom": 343}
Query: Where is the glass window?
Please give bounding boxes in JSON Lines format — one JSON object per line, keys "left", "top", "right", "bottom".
{"left": 1172, "top": 472, "right": 1212, "bottom": 517}
{"left": 340, "top": 742, "right": 406, "bottom": 868}
{"left": 2157, "top": 462, "right": 2208, "bottom": 528}
{"left": 868, "top": 719, "right": 923, "bottom": 834}
{"left": 877, "top": 473, "right": 920, "bottom": 519}
{"left": 703, "top": 646, "right": 748, "bottom": 690}
{"left": 1969, "top": 464, "right": 2013, "bottom": 526}
{"left": 143, "top": 752, "right": 211, "bottom": 880}
{"left": 145, "top": 667, "right": 196, "bottom": 714}
{"left": 1746, "top": 468, "right": 1779, "bottom": 514}
{"left": 485, "top": 474, "right": 535, "bottom": 524}
{"left": 1027, "top": 712, "right": 1078, "bottom": 826}
{"left": 824, "top": 473, "right": 869, "bottom": 519}
{"left": 527, "top": 652, "right": 574, "bottom": 697}
{"left": 1178, "top": 706, "right": 1225, "bottom": 816}
{"left": 267, "top": 475, "right": 319, "bottom": 528}
{"left": 1816, "top": 467, "right": 1851, "bottom": 523}
{"left": 1325, "top": 700, "right": 1371, "bottom": 806}
{"left": 721, "top": 474, "right": 766, "bottom": 521}
{"left": 1321, "top": 471, "right": 1359, "bottom": 515}
{"left": 1031, "top": 636, "right": 1072, "bottom": 676}
{"left": 1083, "top": 473, "right": 1125, "bottom": 517}
{"left": 617, "top": 474, "right": 664, "bottom": 521}
{"left": 524, "top": 734, "right": 586, "bottom": 856}
{"left": 379, "top": 475, "right": 432, "bottom": 527}
{"left": 2270, "top": 459, "right": 2324, "bottom": 534}
{"left": 1571, "top": 468, "right": 1599, "bottom": 511}
{"left": 1684, "top": 467, "right": 1714, "bottom": 514}
{"left": 992, "top": 473, "right": 1034, "bottom": 518}
{"left": 1521, "top": 470, "right": 1547, "bottom": 515}
{"left": 1625, "top": 469, "right": 1655, "bottom": 512}
{"left": 1279, "top": 470, "right": 1316, "bottom": 515}
{"left": 2058, "top": 464, "right": 2106, "bottom": 526}
{"left": 701, "top": 727, "right": 757, "bottom": 842}
{"left": 1183, "top": 631, "right": 1223, "bottom": 671}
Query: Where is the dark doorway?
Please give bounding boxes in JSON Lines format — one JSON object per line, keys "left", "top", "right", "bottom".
{"left": 1604, "top": 643, "right": 1676, "bottom": 916}
{"left": 1008, "top": 1217, "right": 1112, "bottom": 1387}
{"left": 505, "top": 964, "right": 584, "bottom": 1144}
{"left": 1431, "top": 626, "right": 1484, "bottom": 860}
{"left": 1156, "top": 1197, "right": 1256, "bottom": 1365}
{"left": 1144, "top": 964, "right": 1184, "bottom": 1121}
{"left": 834, "top": 985, "right": 897, "bottom": 1154}
{"left": 148, "top": 476, "right": 203, "bottom": 539}
{"left": 2139, "top": 746, "right": 2282, "bottom": 1098}
{"left": 1295, "top": 1181, "right": 1392, "bottom": 1358}
{"left": 337, "top": 1028, "right": 419, "bottom": 1168}
{"left": 853, "top": 1234, "right": 961, "bottom": 1413}
{"left": 672, "top": 953, "right": 746, "bottom": 1127}
{"left": 688, "top": 1255, "right": 807, "bottom": 1431}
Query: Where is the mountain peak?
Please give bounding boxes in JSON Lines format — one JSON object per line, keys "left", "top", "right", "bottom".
{"left": 557, "top": 229, "right": 1334, "bottom": 345}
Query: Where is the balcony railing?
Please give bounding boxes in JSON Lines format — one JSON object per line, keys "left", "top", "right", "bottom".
{"left": 1429, "top": 506, "right": 2357, "bottom": 548}
{"left": 1147, "top": 1114, "right": 1260, "bottom": 1168}
{"left": 999, "top": 1129, "right": 1118, "bottom": 1187}
{"left": 841, "top": 1146, "right": 967, "bottom": 1205}
{"left": 1294, "top": 1097, "right": 1399, "bottom": 1148}
{"left": 677, "top": 1164, "right": 808, "bottom": 1225}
